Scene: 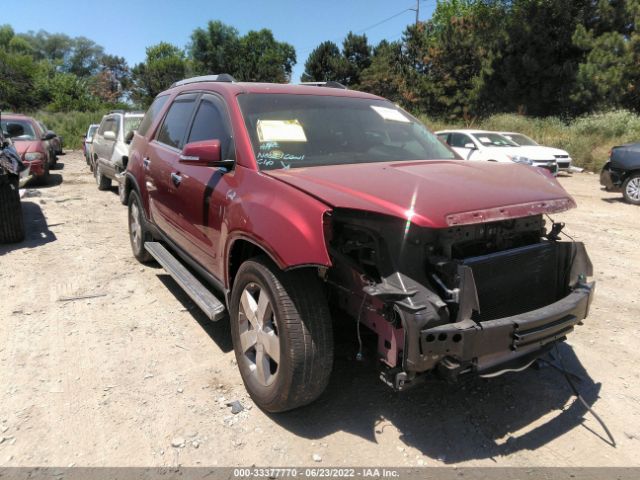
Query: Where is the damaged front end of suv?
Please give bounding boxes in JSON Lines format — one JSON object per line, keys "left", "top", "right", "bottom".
{"left": 325, "top": 206, "right": 594, "bottom": 390}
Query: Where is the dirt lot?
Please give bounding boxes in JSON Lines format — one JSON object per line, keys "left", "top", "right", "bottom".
{"left": 0, "top": 151, "right": 638, "bottom": 467}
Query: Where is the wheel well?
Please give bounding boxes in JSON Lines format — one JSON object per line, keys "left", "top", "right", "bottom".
{"left": 228, "top": 239, "right": 270, "bottom": 290}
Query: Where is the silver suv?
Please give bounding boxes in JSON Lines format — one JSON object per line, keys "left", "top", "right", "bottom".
{"left": 92, "top": 110, "right": 144, "bottom": 202}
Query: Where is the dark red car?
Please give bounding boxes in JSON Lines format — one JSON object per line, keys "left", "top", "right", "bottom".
{"left": 0, "top": 114, "right": 56, "bottom": 183}
{"left": 124, "top": 76, "right": 595, "bottom": 412}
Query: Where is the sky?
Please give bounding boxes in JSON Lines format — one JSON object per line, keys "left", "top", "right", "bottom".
{"left": 4, "top": 0, "right": 436, "bottom": 82}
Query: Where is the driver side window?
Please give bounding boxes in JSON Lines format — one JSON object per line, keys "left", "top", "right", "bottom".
{"left": 450, "top": 133, "right": 473, "bottom": 148}
{"left": 186, "top": 95, "right": 235, "bottom": 160}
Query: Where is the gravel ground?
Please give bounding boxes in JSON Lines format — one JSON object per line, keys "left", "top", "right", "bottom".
{"left": 0, "top": 152, "right": 638, "bottom": 467}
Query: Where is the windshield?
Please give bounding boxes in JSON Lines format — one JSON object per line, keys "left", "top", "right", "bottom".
{"left": 124, "top": 116, "right": 143, "bottom": 137}
{"left": 472, "top": 133, "right": 519, "bottom": 147}
{"left": 1, "top": 120, "right": 37, "bottom": 141}
{"left": 237, "top": 94, "right": 457, "bottom": 170}
{"left": 504, "top": 133, "right": 538, "bottom": 146}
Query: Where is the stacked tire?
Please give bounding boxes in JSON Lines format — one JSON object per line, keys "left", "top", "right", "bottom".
{"left": 0, "top": 173, "right": 25, "bottom": 243}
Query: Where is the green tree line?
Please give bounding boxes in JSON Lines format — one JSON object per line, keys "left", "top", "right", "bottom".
{"left": 0, "top": 21, "right": 295, "bottom": 112}
{"left": 1, "top": 1, "right": 637, "bottom": 121}
{"left": 302, "top": 0, "right": 639, "bottom": 120}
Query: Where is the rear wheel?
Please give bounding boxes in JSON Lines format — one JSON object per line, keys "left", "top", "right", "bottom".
{"left": 127, "top": 190, "right": 152, "bottom": 263}
{"left": 622, "top": 173, "right": 640, "bottom": 205}
{"left": 95, "top": 164, "right": 111, "bottom": 191}
{"left": 0, "top": 174, "right": 25, "bottom": 243}
{"left": 230, "top": 257, "right": 333, "bottom": 412}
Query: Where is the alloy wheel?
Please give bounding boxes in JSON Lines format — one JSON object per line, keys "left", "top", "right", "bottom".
{"left": 237, "top": 282, "right": 280, "bottom": 387}
{"left": 626, "top": 177, "right": 640, "bottom": 201}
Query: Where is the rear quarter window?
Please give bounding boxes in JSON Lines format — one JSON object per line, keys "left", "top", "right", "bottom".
{"left": 138, "top": 95, "right": 169, "bottom": 137}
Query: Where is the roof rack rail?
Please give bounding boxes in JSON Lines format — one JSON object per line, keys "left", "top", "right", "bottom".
{"left": 299, "top": 81, "right": 347, "bottom": 90}
{"left": 171, "top": 74, "right": 236, "bottom": 88}
{"left": 109, "top": 109, "right": 145, "bottom": 115}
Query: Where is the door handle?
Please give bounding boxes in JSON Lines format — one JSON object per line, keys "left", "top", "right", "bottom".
{"left": 171, "top": 172, "right": 182, "bottom": 186}
{"left": 143, "top": 158, "right": 151, "bottom": 169}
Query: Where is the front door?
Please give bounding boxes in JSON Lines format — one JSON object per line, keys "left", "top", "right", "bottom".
{"left": 171, "top": 93, "right": 237, "bottom": 275}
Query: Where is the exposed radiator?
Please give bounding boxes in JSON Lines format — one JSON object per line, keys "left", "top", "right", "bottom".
{"left": 463, "top": 242, "right": 563, "bottom": 322}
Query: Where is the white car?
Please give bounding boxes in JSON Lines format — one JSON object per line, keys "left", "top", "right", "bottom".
{"left": 500, "top": 131, "right": 572, "bottom": 172}
{"left": 436, "top": 129, "right": 558, "bottom": 175}
{"left": 92, "top": 111, "right": 144, "bottom": 202}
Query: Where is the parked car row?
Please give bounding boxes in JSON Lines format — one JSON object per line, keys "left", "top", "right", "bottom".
{"left": 81, "top": 75, "right": 595, "bottom": 413}
{"left": 436, "top": 129, "right": 573, "bottom": 175}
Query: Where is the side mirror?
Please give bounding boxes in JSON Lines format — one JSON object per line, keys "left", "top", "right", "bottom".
{"left": 124, "top": 130, "right": 135, "bottom": 145}
{"left": 43, "top": 131, "right": 56, "bottom": 141}
{"left": 464, "top": 142, "right": 477, "bottom": 150}
{"left": 104, "top": 131, "right": 116, "bottom": 141}
{"left": 180, "top": 140, "right": 234, "bottom": 168}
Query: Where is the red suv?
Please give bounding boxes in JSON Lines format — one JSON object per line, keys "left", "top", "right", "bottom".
{"left": 124, "top": 76, "right": 594, "bottom": 412}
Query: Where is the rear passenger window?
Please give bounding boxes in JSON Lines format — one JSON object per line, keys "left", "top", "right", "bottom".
{"left": 450, "top": 133, "right": 472, "bottom": 148}
{"left": 187, "top": 95, "right": 235, "bottom": 160}
{"left": 156, "top": 95, "right": 197, "bottom": 149}
{"left": 138, "top": 95, "right": 169, "bottom": 136}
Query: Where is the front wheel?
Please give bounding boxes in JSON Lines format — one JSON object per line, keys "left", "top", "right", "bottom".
{"left": 95, "top": 164, "right": 111, "bottom": 191}
{"left": 230, "top": 257, "right": 333, "bottom": 412}
{"left": 0, "top": 175, "right": 25, "bottom": 243}
{"left": 622, "top": 173, "right": 640, "bottom": 205}
{"left": 118, "top": 179, "right": 128, "bottom": 205}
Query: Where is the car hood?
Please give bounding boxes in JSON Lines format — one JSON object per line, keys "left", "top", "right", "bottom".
{"left": 542, "top": 146, "right": 570, "bottom": 157}
{"left": 11, "top": 140, "right": 42, "bottom": 157}
{"left": 507, "top": 146, "right": 557, "bottom": 161}
{"left": 265, "top": 160, "right": 576, "bottom": 228}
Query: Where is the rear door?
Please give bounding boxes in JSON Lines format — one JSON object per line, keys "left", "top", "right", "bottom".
{"left": 172, "top": 93, "right": 237, "bottom": 272}
{"left": 144, "top": 93, "right": 198, "bottom": 245}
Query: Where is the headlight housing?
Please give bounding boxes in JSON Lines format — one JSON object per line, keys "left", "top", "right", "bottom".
{"left": 509, "top": 155, "right": 533, "bottom": 165}
{"left": 24, "top": 152, "right": 44, "bottom": 161}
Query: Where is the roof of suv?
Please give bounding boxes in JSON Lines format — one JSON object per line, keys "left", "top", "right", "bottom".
{"left": 162, "top": 80, "right": 383, "bottom": 100}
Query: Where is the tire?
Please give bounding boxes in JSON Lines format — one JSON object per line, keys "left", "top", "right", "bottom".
{"left": 37, "top": 162, "right": 50, "bottom": 186}
{"left": 622, "top": 173, "right": 640, "bottom": 205}
{"left": 127, "top": 190, "right": 152, "bottom": 263}
{"left": 118, "top": 180, "right": 128, "bottom": 205}
{"left": 230, "top": 257, "right": 333, "bottom": 412}
{"left": 0, "top": 175, "right": 25, "bottom": 243}
{"left": 95, "top": 164, "right": 112, "bottom": 191}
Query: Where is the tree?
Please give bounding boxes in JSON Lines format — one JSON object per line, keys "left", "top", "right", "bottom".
{"left": 489, "top": 0, "right": 597, "bottom": 116}
{"left": 236, "top": 29, "right": 296, "bottom": 82}
{"left": 571, "top": 0, "right": 640, "bottom": 112}
{"left": 189, "top": 20, "right": 241, "bottom": 76}
{"left": 67, "top": 37, "right": 104, "bottom": 77}
{"left": 0, "top": 50, "right": 39, "bottom": 111}
{"left": 189, "top": 21, "right": 295, "bottom": 82}
{"left": 400, "top": 1, "right": 506, "bottom": 119}
{"left": 342, "top": 32, "right": 371, "bottom": 86}
{"left": 131, "top": 42, "right": 187, "bottom": 106}
{"left": 359, "top": 40, "right": 409, "bottom": 106}
{"left": 301, "top": 41, "right": 348, "bottom": 83}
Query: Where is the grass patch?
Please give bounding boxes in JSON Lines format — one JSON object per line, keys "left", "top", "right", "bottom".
{"left": 35, "top": 110, "right": 109, "bottom": 150}
{"left": 420, "top": 110, "right": 640, "bottom": 171}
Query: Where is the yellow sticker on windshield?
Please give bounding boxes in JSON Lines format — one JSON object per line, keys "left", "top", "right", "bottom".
{"left": 257, "top": 119, "right": 307, "bottom": 142}
{"left": 371, "top": 106, "right": 410, "bottom": 123}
